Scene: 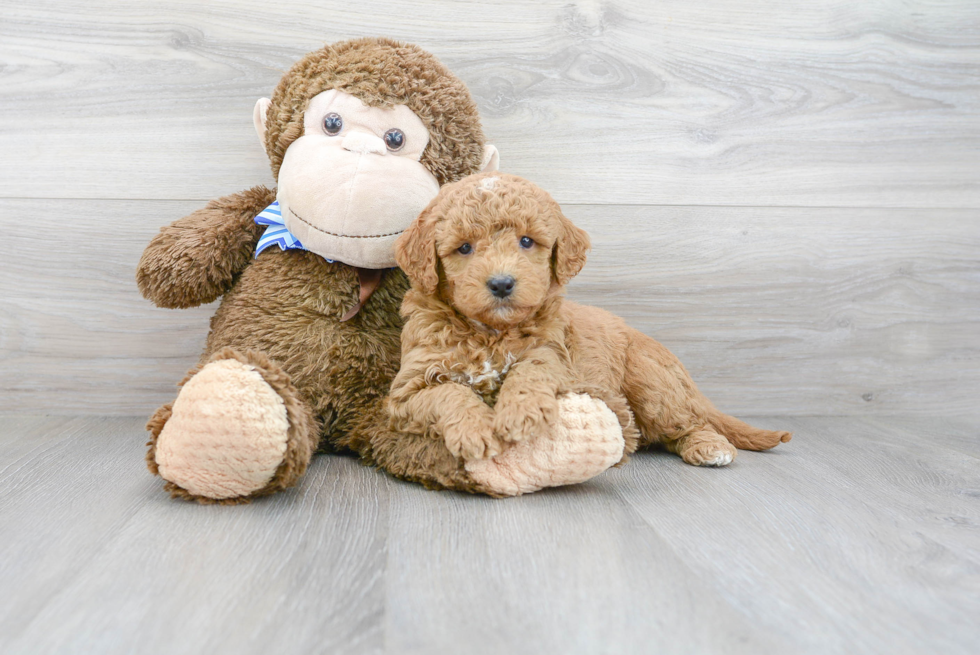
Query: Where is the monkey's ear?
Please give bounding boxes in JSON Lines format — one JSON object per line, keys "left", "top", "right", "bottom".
{"left": 253, "top": 98, "right": 272, "bottom": 150}
{"left": 552, "top": 211, "right": 591, "bottom": 287}
{"left": 395, "top": 209, "right": 440, "bottom": 295}
{"left": 480, "top": 145, "right": 499, "bottom": 173}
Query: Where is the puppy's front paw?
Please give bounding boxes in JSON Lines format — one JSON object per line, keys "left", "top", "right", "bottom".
{"left": 493, "top": 393, "right": 560, "bottom": 444}
{"left": 442, "top": 408, "right": 502, "bottom": 461}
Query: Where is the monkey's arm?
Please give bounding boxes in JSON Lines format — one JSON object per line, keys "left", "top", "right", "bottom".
{"left": 136, "top": 185, "right": 276, "bottom": 309}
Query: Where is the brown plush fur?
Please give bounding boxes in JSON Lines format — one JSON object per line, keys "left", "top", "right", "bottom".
{"left": 264, "top": 37, "right": 486, "bottom": 185}
{"left": 388, "top": 173, "right": 792, "bottom": 469}
{"left": 355, "top": 395, "right": 485, "bottom": 493}
{"left": 137, "top": 186, "right": 274, "bottom": 309}
{"left": 137, "top": 38, "right": 490, "bottom": 502}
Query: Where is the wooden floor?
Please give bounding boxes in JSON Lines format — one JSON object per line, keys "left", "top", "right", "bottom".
{"left": 1, "top": 415, "right": 976, "bottom": 655}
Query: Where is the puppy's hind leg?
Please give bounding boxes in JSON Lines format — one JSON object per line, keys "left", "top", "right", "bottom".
{"left": 621, "top": 329, "right": 789, "bottom": 466}
{"left": 663, "top": 428, "right": 736, "bottom": 467}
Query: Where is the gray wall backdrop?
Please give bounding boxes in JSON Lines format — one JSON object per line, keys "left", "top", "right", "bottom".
{"left": 1, "top": 0, "right": 978, "bottom": 417}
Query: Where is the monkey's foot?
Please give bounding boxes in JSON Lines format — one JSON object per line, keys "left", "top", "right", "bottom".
{"left": 465, "top": 393, "right": 624, "bottom": 497}
{"left": 148, "top": 349, "right": 316, "bottom": 503}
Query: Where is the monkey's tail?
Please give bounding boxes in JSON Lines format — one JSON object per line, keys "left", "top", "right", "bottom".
{"left": 708, "top": 410, "right": 792, "bottom": 451}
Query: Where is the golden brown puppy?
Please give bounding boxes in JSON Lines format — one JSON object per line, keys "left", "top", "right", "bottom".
{"left": 390, "top": 173, "right": 791, "bottom": 471}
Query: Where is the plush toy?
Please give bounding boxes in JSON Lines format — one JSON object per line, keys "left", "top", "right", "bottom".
{"left": 137, "top": 38, "right": 625, "bottom": 503}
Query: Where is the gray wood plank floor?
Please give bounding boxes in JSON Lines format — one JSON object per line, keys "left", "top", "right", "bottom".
{"left": 1, "top": 415, "right": 976, "bottom": 655}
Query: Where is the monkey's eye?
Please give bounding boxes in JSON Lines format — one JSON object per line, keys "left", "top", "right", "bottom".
{"left": 384, "top": 128, "right": 406, "bottom": 152}
{"left": 519, "top": 236, "right": 534, "bottom": 249}
{"left": 323, "top": 113, "right": 343, "bottom": 135}
{"left": 457, "top": 243, "right": 473, "bottom": 255}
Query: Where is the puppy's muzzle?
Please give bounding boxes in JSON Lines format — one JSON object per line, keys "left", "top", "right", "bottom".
{"left": 487, "top": 275, "right": 516, "bottom": 299}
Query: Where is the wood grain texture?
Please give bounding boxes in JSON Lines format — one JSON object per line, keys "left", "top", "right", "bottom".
{"left": 2, "top": 2, "right": 977, "bottom": 652}
{"left": 2, "top": 198, "right": 976, "bottom": 416}
{"left": 1, "top": 0, "right": 979, "bottom": 206}
{"left": 604, "top": 415, "right": 980, "bottom": 655}
{"left": 0, "top": 417, "right": 389, "bottom": 655}
{"left": 1, "top": 3, "right": 977, "bottom": 413}
{"left": 566, "top": 204, "right": 980, "bottom": 417}
{"left": 1, "top": 415, "right": 977, "bottom": 654}
{"left": 383, "top": 477, "right": 788, "bottom": 654}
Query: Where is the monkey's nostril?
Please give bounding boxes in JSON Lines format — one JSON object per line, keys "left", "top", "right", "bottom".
{"left": 487, "top": 275, "right": 516, "bottom": 298}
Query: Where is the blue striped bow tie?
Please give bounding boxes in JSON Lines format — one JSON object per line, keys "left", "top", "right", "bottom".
{"left": 254, "top": 201, "right": 335, "bottom": 263}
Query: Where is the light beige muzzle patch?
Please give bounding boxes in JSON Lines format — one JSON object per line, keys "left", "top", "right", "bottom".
{"left": 277, "top": 138, "right": 440, "bottom": 268}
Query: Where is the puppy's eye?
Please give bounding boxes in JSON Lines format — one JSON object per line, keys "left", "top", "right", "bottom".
{"left": 323, "top": 113, "right": 343, "bottom": 135}
{"left": 384, "top": 128, "right": 406, "bottom": 152}
{"left": 519, "top": 236, "right": 534, "bottom": 249}
{"left": 457, "top": 243, "right": 473, "bottom": 255}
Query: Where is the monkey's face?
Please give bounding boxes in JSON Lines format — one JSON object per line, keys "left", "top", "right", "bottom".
{"left": 259, "top": 89, "right": 441, "bottom": 269}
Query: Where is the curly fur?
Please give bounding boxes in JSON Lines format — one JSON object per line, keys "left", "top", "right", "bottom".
{"left": 390, "top": 173, "right": 792, "bottom": 467}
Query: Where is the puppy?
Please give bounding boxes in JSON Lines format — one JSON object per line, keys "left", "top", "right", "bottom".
{"left": 389, "top": 172, "right": 791, "bottom": 470}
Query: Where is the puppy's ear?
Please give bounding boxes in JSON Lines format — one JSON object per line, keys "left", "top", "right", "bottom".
{"left": 395, "top": 209, "right": 440, "bottom": 294}
{"left": 552, "top": 211, "right": 591, "bottom": 286}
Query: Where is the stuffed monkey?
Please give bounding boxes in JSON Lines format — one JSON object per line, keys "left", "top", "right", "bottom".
{"left": 137, "top": 38, "right": 624, "bottom": 502}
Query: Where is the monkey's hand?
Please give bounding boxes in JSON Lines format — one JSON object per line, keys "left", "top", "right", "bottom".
{"left": 467, "top": 393, "right": 626, "bottom": 497}
{"left": 136, "top": 185, "right": 275, "bottom": 309}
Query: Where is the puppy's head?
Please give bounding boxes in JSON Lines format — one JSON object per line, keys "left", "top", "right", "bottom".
{"left": 395, "top": 172, "right": 590, "bottom": 328}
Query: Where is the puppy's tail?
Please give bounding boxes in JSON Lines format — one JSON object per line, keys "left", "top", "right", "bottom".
{"left": 708, "top": 410, "right": 792, "bottom": 451}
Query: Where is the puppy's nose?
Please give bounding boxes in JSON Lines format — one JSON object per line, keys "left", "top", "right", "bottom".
{"left": 487, "top": 275, "right": 516, "bottom": 298}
